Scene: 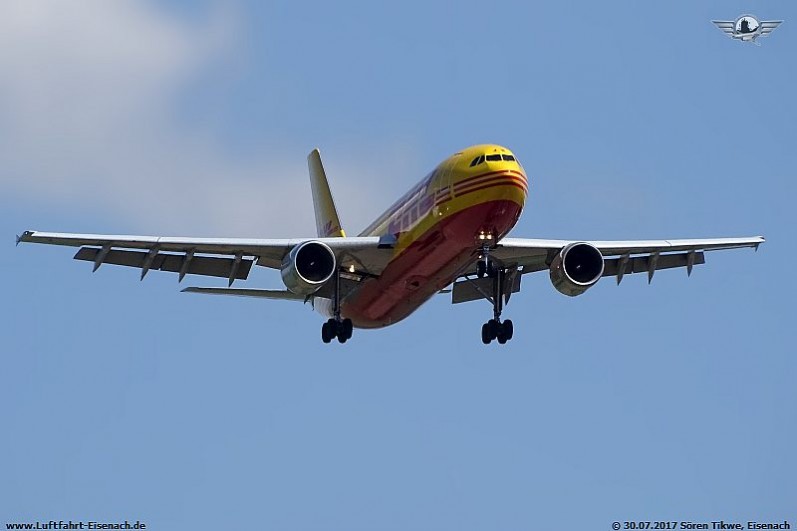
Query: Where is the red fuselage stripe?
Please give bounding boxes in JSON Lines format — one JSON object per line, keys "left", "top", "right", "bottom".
{"left": 434, "top": 178, "right": 528, "bottom": 207}
{"left": 456, "top": 176, "right": 528, "bottom": 195}
{"left": 434, "top": 169, "right": 527, "bottom": 200}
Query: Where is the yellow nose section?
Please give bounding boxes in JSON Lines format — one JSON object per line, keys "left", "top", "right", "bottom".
{"left": 451, "top": 146, "right": 528, "bottom": 209}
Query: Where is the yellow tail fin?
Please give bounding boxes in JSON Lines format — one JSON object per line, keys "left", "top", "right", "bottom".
{"left": 307, "top": 149, "right": 346, "bottom": 238}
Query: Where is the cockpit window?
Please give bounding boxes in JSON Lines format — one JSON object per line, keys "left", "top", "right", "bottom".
{"left": 469, "top": 155, "right": 486, "bottom": 167}
{"left": 502, "top": 154, "right": 515, "bottom": 161}
{"left": 486, "top": 154, "right": 502, "bottom": 162}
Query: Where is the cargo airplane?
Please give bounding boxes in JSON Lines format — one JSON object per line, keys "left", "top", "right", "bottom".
{"left": 17, "top": 145, "right": 764, "bottom": 344}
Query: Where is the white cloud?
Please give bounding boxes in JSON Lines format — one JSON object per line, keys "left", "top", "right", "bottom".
{"left": 0, "top": 1, "right": 406, "bottom": 237}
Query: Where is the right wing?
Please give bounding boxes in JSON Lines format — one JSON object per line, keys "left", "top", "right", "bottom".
{"left": 16, "top": 230, "right": 394, "bottom": 285}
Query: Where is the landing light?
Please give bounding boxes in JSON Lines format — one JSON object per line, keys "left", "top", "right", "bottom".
{"left": 349, "top": 265, "right": 355, "bottom": 273}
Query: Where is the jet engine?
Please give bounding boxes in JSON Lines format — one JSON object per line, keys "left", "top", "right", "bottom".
{"left": 549, "top": 242, "right": 604, "bottom": 297}
{"left": 281, "top": 241, "right": 337, "bottom": 295}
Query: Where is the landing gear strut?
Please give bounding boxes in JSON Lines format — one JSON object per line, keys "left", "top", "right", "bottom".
{"left": 476, "top": 251, "right": 497, "bottom": 278}
{"left": 477, "top": 249, "right": 515, "bottom": 345}
{"left": 321, "top": 266, "right": 353, "bottom": 344}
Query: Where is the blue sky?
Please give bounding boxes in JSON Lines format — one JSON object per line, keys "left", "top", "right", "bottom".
{"left": 1, "top": 1, "right": 794, "bottom": 530}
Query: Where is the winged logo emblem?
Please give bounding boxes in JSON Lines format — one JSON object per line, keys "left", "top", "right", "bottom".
{"left": 712, "top": 15, "right": 782, "bottom": 44}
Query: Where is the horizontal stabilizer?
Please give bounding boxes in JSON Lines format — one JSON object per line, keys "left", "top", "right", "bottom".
{"left": 181, "top": 287, "right": 306, "bottom": 300}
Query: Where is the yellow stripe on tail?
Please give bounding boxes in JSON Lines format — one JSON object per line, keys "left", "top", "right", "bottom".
{"left": 307, "top": 149, "right": 346, "bottom": 238}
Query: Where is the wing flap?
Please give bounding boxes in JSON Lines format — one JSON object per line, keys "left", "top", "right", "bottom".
{"left": 602, "top": 251, "right": 705, "bottom": 278}
{"left": 74, "top": 247, "right": 253, "bottom": 280}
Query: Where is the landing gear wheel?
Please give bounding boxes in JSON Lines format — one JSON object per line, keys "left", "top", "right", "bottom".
{"left": 481, "top": 322, "right": 491, "bottom": 344}
{"left": 476, "top": 261, "right": 486, "bottom": 279}
{"left": 322, "top": 317, "right": 353, "bottom": 344}
{"left": 481, "top": 319, "right": 513, "bottom": 345}
{"left": 321, "top": 321, "right": 333, "bottom": 344}
{"left": 502, "top": 319, "right": 513, "bottom": 340}
{"left": 341, "top": 318, "right": 353, "bottom": 340}
{"left": 482, "top": 319, "right": 503, "bottom": 344}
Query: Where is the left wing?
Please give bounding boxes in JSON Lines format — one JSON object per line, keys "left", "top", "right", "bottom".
{"left": 448, "top": 235, "right": 763, "bottom": 304}
{"left": 16, "top": 230, "right": 391, "bottom": 285}
{"left": 490, "top": 236, "right": 764, "bottom": 282}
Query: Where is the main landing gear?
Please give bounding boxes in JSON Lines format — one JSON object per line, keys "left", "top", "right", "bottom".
{"left": 481, "top": 318, "right": 513, "bottom": 345}
{"left": 477, "top": 247, "right": 515, "bottom": 345}
{"left": 322, "top": 317, "right": 353, "bottom": 343}
{"left": 321, "top": 266, "right": 354, "bottom": 344}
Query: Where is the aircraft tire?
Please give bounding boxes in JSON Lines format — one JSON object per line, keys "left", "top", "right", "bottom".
{"left": 341, "top": 318, "right": 353, "bottom": 340}
{"left": 481, "top": 322, "right": 491, "bottom": 344}
{"left": 321, "top": 322, "right": 333, "bottom": 343}
{"left": 503, "top": 320, "right": 514, "bottom": 340}
{"left": 487, "top": 319, "right": 500, "bottom": 339}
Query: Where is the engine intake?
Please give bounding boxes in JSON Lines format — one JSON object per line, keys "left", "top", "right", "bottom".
{"left": 281, "top": 241, "right": 336, "bottom": 295}
{"left": 549, "top": 242, "right": 604, "bottom": 297}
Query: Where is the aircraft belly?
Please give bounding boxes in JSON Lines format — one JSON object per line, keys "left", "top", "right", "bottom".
{"left": 341, "top": 199, "right": 522, "bottom": 328}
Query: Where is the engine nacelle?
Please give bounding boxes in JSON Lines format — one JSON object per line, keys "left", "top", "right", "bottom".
{"left": 549, "top": 242, "right": 604, "bottom": 297}
{"left": 281, "top": 241, "right": 337, "bottom": 295}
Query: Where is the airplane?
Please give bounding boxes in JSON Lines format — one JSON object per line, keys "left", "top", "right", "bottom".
{"left": 17, "top": 144, "right": 764, "bottom": 345}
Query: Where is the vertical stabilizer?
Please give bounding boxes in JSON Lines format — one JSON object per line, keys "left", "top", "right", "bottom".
{"left": 308, "top": 149, "right": 346, "bottom": 238}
